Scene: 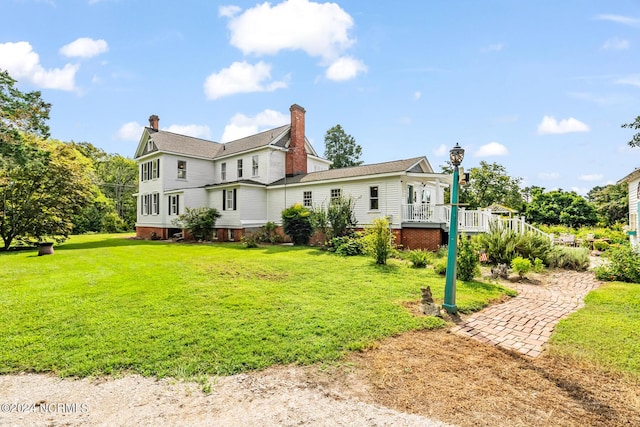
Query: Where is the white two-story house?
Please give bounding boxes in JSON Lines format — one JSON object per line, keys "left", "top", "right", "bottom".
{"left": 619, "top": 168, "right": 640, "bottom": 248}
{"left": 134, "top": 104, "right": 453, "bottom": 250}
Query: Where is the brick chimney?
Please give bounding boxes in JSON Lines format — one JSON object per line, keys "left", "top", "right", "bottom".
{"left": 148, "top": 115, "right": 159, "bottom": 131}
{"left": 286, "top": 104, "right": 307, "bottom": 176}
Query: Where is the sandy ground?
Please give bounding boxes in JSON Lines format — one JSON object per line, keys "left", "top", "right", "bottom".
{"left": 0, "top": 367, "right": 452, "bottom": 427}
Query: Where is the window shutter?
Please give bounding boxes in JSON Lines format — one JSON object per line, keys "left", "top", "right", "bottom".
{"left": 176, "top": 195, "right": 179, "bottom": 214}
{"left": 157, "top": 159, "right": 160, "bottom": 177}
{"left": 222, "top": 190, "right": 226, "bottom": 211}
{"left": 233, "top": 189, "right": 237, "bottom": 211}
{"left": 168, "top": 196, "right": 171, "bottom": 214}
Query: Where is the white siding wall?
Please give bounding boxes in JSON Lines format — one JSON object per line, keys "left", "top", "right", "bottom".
{"left": 629, "top": 178, "right": 639, "bottom": 247}
{"left": 266, "top": 177, "right": 403, "bottom": 227}
{"left": 208, "top": 187, "right": 240, "bottom": 227}
{"left": 213, "top": 148, "right": 286, "bottom": 185}
{"left": 136, "top": 154, "right": 164, "bottom": 227}
{"left": 162, "top": 154, "right": 214, "bottom": 191}
{"left": 239, "top": 187, "right": 268, "bottom": 226}
{"left": 308, "top": 157, "right": 330, "bottom": 172}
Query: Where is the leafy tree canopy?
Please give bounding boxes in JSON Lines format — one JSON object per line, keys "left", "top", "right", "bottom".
{"left": 443, "top": 161, "right": 524, "bottom": 210}
{"left": 524, "top": 188, "right": 598, "bottom": 228}
{"left": 1, "top": 135, "right": 94, "bottom": 249}
{"left": 587, "top": 183, "right": 628, "bottom": 227}
{"left": 324, "top": 124, "right": 363, "bottom": 169}
{"left": 621, "top": 115, "right": 640, "bottom": 147}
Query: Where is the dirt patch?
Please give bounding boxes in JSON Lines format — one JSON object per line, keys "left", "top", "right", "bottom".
{"left": 344, "top": 329, "right": 640, "bottom": 427}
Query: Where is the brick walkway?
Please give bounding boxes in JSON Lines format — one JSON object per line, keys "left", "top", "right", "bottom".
{"left": 450, "top": 270, "right": 602, "bottom": 358}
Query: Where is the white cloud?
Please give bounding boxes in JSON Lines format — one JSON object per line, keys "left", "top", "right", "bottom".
{"left": 481, "top": 42, "right": 505, "bottom": 52}
{"left": 474, "top": 141, "right": 508, "bottom": 157}
{"left": 116, "top": 121, "right": 144, "bottom": 141}
{"left": 325, "top": 56, "right": 367, "bottom": 81}
{"left": 579, "top": 174, "right": 604, "bottom": 182}
{"left": 203, "top": 61, "right": 288, "bottom": 99}
{"left": 413, "top": 91, "right": 422, "bottom": 100}
{"left": 570, "top": 186, "right": 589, "bottom": 195}
{"left": 538, "top": 172, "right": 560, "bottom": 180}
{"left": 60, "top": 38, "right": 108, "bottom": 58}
{"left": 601, "top": 37, "right": 629, "bottom": 50}
{"left": 221, "top": 109, "right": 288, "bottom": 142}
{"left": 433, "top": 144, "right": 448, "bottom": 157}
{"left": 595, "top": 14, "right": 640, "bottom": 27}
{"left": 0, "top": 41, "right": 78, "bottom": 90}
{"left": 537, "top": 116, "right": 590, "bottom": 135}
{"left": 225, "top": 0, "right": 354, "bottom": 60}
{"left": 164, "top": 124, "right": 211, "bottom": 139}
{"left": 223, "top": 0, "right": 365, "bottom": 79}
{"left": 615, "top": 74, "right": 640, "bottom": 87}
{"left": 219, "top": 5, "right": 241, "bottom": 18}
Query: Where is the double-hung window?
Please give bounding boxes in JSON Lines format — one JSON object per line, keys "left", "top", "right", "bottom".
{"left": 168, "top": 195, "right": 180, "bottom": 215}
{"left": 177, "top": 160, "right": 187, "bottom": 179}
{"left": 237, "top": 159, "right": 243, "bottom": 178}
{"left": 252, "top": 155, "right": 259, "bottom": 176}
{"left": 303, "top": 191, "right": 312, "bottom": 207}
{"left": 370, "top": 186, "right": 379, "bottom": 210}
{"left": 222, "top": 189, "right": 237, "bottom": 211}
{"left": 151, "top": 193, "right": 159, "bottom": 215}
{"left": 221, "top": 162, "right": 227, "bottom": 181}
{"left": 330, "top": 188, "right": 341, "bottom": 203}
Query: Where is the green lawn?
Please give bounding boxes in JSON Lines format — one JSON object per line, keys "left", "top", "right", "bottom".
{"left": 0, "top": 233, "right": 512, "bottom": 378}
{"left": 549, "top": 281, "right": 640, "bottom": 376}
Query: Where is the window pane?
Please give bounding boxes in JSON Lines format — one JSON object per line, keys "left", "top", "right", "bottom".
{"left": 178, "top": 160, "right": 187, "bottom": 179}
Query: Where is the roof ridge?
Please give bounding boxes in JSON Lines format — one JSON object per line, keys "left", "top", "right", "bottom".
{"left": 223, "top": 123, "right": 290, "bottom": 145}
{"left": 152, "top": 128, "right": 221, "bottom": 145}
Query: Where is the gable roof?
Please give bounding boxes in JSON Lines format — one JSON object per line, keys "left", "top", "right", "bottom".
{"left": 135, "top": 124, "right": 308, "bottom": 160}
{"left": 138, "top": 128, "right": 222, "bottom": 159}
{"left": 269, "top": 157, "right": 432, "bottom": 185}
{"left": 618, "top": 167, "right": 640, "bottom": 184}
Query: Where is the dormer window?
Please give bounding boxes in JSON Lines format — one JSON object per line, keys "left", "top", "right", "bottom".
{"left": 147, "top": 139, "right": 154, "bottom": 152}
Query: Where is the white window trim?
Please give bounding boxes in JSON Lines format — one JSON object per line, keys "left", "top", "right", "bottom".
{"left": 252, "top": 155, "right": 259, "bottom": 177}
{"left": 177, "top": 160, "right": 187, "bottom": 179}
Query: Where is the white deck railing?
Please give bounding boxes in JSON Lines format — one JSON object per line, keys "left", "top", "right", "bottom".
{"left": 400, "top": 204, "right": 551, "bottom": 240}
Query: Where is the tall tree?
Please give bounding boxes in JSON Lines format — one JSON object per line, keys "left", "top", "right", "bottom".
{"left": 442, "top": 161, "right": 524, "bottom": 209}
{"left": 324, "top": 124, "right": 363, "bottom": 169}
{"left": 621, "top": 116, "right": 640, "bottom": 147}
{"left": 1, "top": 135, "right": 94, "bottom": 249}
{"left": 587, "top": 183, "right": 628, "bottom": 226}
{"left": 525, "top": 189, "right": 598, "bottom": 228}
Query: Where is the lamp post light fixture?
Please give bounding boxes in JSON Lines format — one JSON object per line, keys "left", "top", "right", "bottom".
{"left": 443, "top": 143, "right": 465, "bottom": 314}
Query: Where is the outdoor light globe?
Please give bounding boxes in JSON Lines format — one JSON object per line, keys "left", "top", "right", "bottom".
{"left": 450, "top": 143, "right": 465, "bottom": 167}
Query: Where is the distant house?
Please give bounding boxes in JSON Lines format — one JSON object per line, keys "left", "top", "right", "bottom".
{"left": 618, "top": 168, "right": 640, "bottom": 248}
{"left": 133, "top": 104, "right": 454, "bottom": 250}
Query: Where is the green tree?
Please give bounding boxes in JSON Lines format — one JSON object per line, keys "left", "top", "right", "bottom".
{"left": 172, "top": 207, "right": 221, "bottom": 241}
{"left": 324, "top": 124, "right": 363, "bottom": 169}
{"left": 442, "top": 161, "right": 524, "bottom": 209}
{"left": 587, "top": 183, "right": 628, "bottom": 226}
{"left": 525, "top": 189, "right": 598, "bottom": 228}
{"left": 1, "top": 135, "right": 94, "bottom": 249}
{"left": 621, "top": 116, "right": 640, "bottom": 147}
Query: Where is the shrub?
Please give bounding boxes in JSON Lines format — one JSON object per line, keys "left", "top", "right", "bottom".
{"left": 281, "top": 203, "right": 313, "bottom": 245}
{"left": 474, "top": 223, "right": 518, "bottom": 265}
{"left": 330, "top": 234, "right": 364, "bottom": 256}
{"left": 327, "top": 196, "right": 357, "bottom": 238}
{"left": 363, "top": 217, "right": 394, "bottom": 265}
{"left": 172, "top": 207, "right": 221, "bottom": 241}
{"left": 593, "top": 240, "right": 610, "bottom": 252}
{"left": 406, "top": 249, "right": 430, "bottom": 268}
{"left": 457, "top": 237, "right": 479, "bottom": 281}
{"left": 547, "top": 246, "right": 590, "bottom": 271}
{"left": 511, "top": 256, "right": 532, "bottom": 279}
{"left": 255, "top": 221, "right": 282, "bottom": 244}
{"left": 433, "top": 258, "right": 447, "bottom": 275}
{"left": 594, "top": 245, "right": 640, "bottom": 283}
{"left": 533, "top": 257, "right": 544, "bottom": 273}
{"left": 515, "top": 233, "right": 552, "bottom": 264}
{"left": 241, "top": 232, "right": 259, "bottom": 248}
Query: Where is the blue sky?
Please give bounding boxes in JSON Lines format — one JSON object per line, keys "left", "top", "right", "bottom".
{"left": 2, "top": 0, "right": 640, "bottom": 195}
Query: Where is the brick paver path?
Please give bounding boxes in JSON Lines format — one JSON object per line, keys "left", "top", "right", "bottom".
{"left": 451, "top": 270, "right": 602, "bottom": 358}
